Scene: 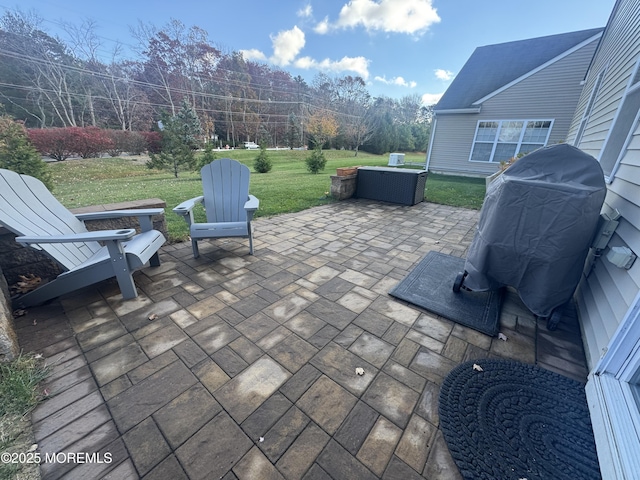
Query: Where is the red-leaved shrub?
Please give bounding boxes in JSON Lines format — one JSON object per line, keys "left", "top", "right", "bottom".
{"left": 68, "top": 127, "right": 113, "bottom": 159}
{"left": 27, "top": 128, "right": 75, "bottom": 161}
{"left": 140, "top": 131, "right": 162, "bottom": 154}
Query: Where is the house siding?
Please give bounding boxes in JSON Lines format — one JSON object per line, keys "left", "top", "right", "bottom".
{"left": 429, "top": 36, "right": 600, "bottom": 176}
{"left": 569, "top": 0, "right": 640, "bottom": 371}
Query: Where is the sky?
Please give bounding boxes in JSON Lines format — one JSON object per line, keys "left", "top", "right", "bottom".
{"left": 0, "top": 0, "right": 617, "bottom": 105}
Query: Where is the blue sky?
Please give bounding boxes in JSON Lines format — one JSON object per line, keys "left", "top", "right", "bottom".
{"left": 1, "top": 0, "right": 617, "bottom": 104}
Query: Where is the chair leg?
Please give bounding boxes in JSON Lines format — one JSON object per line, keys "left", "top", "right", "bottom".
{"left": 192, "top": 238, "right": 200, "bottom": 258}
{"left": 149, "top": 252, "right": 161, "bottom": 267}
{"left": 248, "top": 223, "right": 254, "bottom": 255}
{"left": 114, "top": 269, "right": 138, "bottom": 299}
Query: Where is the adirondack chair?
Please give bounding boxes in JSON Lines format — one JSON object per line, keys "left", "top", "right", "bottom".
{"left": 0, "top": 168, "right": 166, "bottom": 307}
{"left": 173, "top": 158, "right": 259, "bottom": 258}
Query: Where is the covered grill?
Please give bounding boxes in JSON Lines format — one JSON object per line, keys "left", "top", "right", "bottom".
{"left": 453, "top": 144, "right": 606, "bottom": 328}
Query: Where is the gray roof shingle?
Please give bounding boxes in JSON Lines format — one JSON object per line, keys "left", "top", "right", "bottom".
{"left": 434, "top": 28, "right": 604, "bottom": 111}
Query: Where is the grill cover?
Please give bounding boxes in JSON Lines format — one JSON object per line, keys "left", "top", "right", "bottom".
{"left": 463, "top": 144, "right": 606, "bottom": 317}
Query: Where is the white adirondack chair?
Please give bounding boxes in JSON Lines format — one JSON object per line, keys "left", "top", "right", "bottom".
{"left": 173, "top": 158, "right": 259, "bottom": 258}
{"left": 0, "top": 168, "right": 166, "bottom": 307}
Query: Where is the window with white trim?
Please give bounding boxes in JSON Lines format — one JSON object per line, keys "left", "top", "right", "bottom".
{"left": 470, "top": 119, "right": 553, "bottom": 163}
{"left": 599, "top": 55, "right": 640, "bottom": 182}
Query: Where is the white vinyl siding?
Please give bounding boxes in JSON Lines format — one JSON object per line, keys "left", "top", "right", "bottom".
{"left": 571, "top": 0, "right": 640, "bottom": 372}
{"left": 469, "top": 120, "right": 553, "bottom": 163}
{"left": 599, "top": 56, "right": 640, "bottom": 181}
{"left": 573, "top": 67, "right": 608, "bottom": 146}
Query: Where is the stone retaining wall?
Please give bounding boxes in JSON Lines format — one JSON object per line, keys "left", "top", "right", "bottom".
{"left": 0, "top": 266, "right": 18, "bottom": 361}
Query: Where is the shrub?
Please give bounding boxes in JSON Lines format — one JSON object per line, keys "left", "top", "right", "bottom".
{"left": 140, "top": 131, "right": 162, "bottom": 153}
{"left": 126, "top": 131, "right": 148, "bottom": 155}
{"left": 27, "top": 127, "right": 74, "bottom": 161}
{"left": 69, "top": 127, "right": 113, "bottom": 159}
{"left": 105, "top": 130, "right": 127, "bottom": 157}
{"left": 196, "top": 142, "right": 217, "bottom": 171}
{"left": 305, "top": 147, "right": 327, "bottom": 174}
{"left": 1, "top": 116, "right": 52, "bottom": 189}
{"left": 253, "top": 146, "right": 272, "bottom": 173}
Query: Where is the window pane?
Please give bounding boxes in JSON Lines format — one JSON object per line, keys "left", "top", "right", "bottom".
{"left": 523, "top": 120, "right": 551, "bottom": 142}
{"left": 471, "top": 143, "right": 493, "bottom": 161}
{"left": 494, "top": 143, "right": 517, "bottom": 162}
{"left": 518, "top": 144, "right": 541, "bottom": 155}
{"left": 498, "top": 121, "right": 523, "bottom": 142}
{"left": 476, "top": 122, "right": 498, "bottom": 141}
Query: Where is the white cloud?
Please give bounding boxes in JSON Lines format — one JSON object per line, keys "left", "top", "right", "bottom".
{"left": 269, "top": 26, "right": 306, "bottom": 66}
{"left": 323, "top": 0, "right": 440, "bottom": 35}
{"left": 298, "top": 4, "right": 313, "bottom": 17}
{"left": 295, "top": 55, "right": 370, "bottom": 80}
{"left": 240, "top": 49, "right": 267, "bottom": 61}
{"left": 421, "top": 92, "right": 443, "bottom": 105}
{"left": 374, "top": 75, "right": 417, "bottom": 88}
{"left": 314, "top": 17, "right": 330, "bottom": 34}
{"left": 434, "top": 69, "right": 454, "bottom": 81}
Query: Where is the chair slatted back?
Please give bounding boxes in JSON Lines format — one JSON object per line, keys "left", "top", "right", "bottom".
{"left": 0, "top": 169, "right": 101, "bottom": 271}
{"left": 200, "top": 159, "right": 250, "bottom": 224}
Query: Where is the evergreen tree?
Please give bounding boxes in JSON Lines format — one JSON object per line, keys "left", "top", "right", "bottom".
{"left": 0, "top": 115, "right": 52, "bottom": 189}
{"left": 175, "top": 98, "right": 203, "bottom": 149}
{"left": 146, "top": 100, "right": 202, "bottom": 178}
{"left": 253, "top": 145, "right": 272, "bottom": 173}
{"left": 196, "top": 141, "right": 217, "bottom": 171}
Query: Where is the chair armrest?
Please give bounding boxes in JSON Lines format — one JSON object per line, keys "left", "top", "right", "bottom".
{"left": 76, "top": 209, "right": 164, "bottom": 232}
{"left": 244, "top": 195, "right": 259, "bottom": 212}
{"left": 16, "top": 229, "right": 136, "bottom": 245}
{"left": 244, "top": 195, "right": 259, "bottom": 222}
{"left": 173, "top": 197, "right": 205, "bottom": 216}
{"left": 74, "top": 209, "right": 165, "bottom": 221}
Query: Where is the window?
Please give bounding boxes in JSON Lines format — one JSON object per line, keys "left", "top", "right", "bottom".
{"left": 470, "top": 119, "right": 553, "bottom": 163}
{"left": 599, "top": 55, "right": 640, "bottom": 182}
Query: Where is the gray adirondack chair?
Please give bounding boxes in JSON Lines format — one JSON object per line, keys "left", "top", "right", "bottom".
{"left": 173, "top": 158, "right": 259, "bottom": 258}
{"left": 0, "top": 168, "right": 166, "bottom": 307}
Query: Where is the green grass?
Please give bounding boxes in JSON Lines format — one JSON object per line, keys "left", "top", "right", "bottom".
{"left": 0, "top": 353, "right": 49, "bottom": 417}
{"left": 48, "top": 150, "right": 484, "bottom": 242}
{"left": 425, "top": 174, "right": 486, "bottom": 210}
{"left": 0, "top": 353, "right": 49, "bottom": 480}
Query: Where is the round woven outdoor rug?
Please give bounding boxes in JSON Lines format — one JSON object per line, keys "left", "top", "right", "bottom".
{"left": 439, "top": 359, "right": 601, "bottom": 480}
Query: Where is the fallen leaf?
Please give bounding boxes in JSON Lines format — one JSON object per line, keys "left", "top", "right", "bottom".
{"left": 12, "top": 309, "right": 27, "bottom": 317}
{"left": 473, "top": 364, "right": 484, "bottom": 372}
{"left": 259, "top": 437, "right": 264, "bottom": 443}
{"left": 498, "top": 333, "right": 508, "bottom": 341}
{"left": 32, "top": 319, "right": 37, "bottom": 326}
{"left": 10, "top": 274, "right": 42, "bottom": 294}
{"left": 148, "top": 313, "right": 158, "bottom": 321}
{"left": 34, "top": 353, "right": 43, "bottom": 359}
{"left": 355, "top": 367, "right": 365, "bottom": 376}
{"left": 28, "top": 444, "right": 38, "bottom": 452}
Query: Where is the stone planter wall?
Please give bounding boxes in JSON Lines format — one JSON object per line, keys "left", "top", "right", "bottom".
{"left": 0, "top": 265, "right": 18, "bottom": 361}
{"left": 330, "top": 167, "right": 361, "bottom": 200}
{"left": 330, "top": 174, "right": 358, "bottom": 200}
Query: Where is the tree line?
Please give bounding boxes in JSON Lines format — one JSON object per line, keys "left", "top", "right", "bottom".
{"left": 0, "top": 10, "right": 432, "bottom": 155}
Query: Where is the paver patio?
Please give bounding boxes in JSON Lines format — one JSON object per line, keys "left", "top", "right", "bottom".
{"left": 14, "top": 199, "right": 590, "bottom": 479}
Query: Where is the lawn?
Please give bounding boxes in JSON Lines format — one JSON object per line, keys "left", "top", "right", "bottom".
{"left": 48, "top": 149, "right": 485, "bottom": 242}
